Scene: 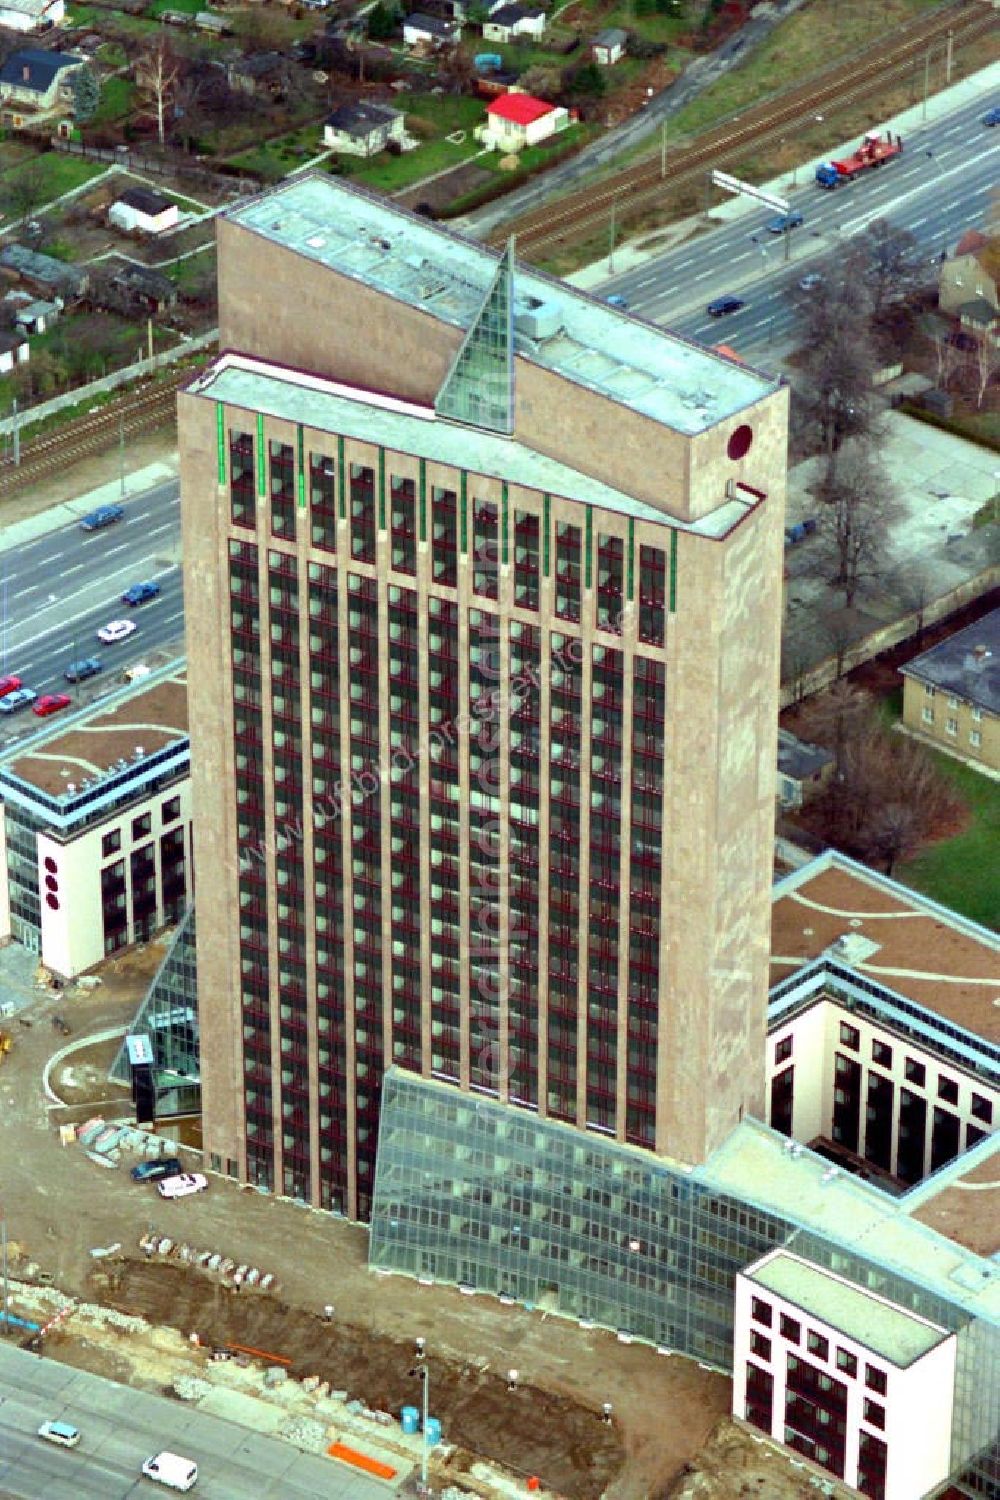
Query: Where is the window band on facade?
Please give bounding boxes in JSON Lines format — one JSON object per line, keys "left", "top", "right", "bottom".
{"left": 501, "top": 481, "right": 509, "bottom": 567}
{"left": 216, "top": 403, "right": 226, "bottom": 487}
{"left": 337, "top": 435, "right": 346, "bottom": 519}
{"left": 460, "top": 471, "right": 468, "bottom": 555}
{"left": 378, "top": 447, "right": 386, "bottom": 533}
{"left": 419, "top": 458, "right": 427, "bottom": 543}
{"left": 543, "top": 494, "right": 550, "bottom": 577}
{"left": 669, "top": 528, "right": 678, "bottom": 612}
{"left": 627, "top": 517, "right": 635, "bottom": 602}
{"left": 296, "top": 424, "right": 305, "bottom": 510}
{"left": 584, "top": 505, "right": 593, "bottom": 591}
{"left": 255, "top": 411, "right": 266, "bottom": 499}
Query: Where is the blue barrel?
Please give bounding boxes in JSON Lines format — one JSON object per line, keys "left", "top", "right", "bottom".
{"left": 424, "top": 1416, "right": 442, "bottom": 1447}
{"left": 400, "top": 1406, "right": 420, "bottom": 1435}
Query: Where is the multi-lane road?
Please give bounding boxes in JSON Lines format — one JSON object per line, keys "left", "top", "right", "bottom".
{"left": 0, "top": 481, "right": 183, "bottom": 742}
{"left": 599, "top": 94, "right": 998, "bottom": 352}
{"left": 0, "top": 1341, "right": 393, "bottom": 1499}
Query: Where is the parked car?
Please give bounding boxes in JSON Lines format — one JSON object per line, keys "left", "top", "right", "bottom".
{"left": 0, "top": 687, "right": 36, "bottom": 714}
{"left": 64, "top": 657, "right": 102, "bottom": 684}
{"left": 0, "top": 674, "right": 23, "bottom": 697}
{"left": 982, "top": 105, "right": 1000, "bottom": 126}
{"left": 157, "top": 1173, "right": 208, "bottom": 1200}
{"left": 121, "top": 581, "right": 161, "bottom": 607}
{"left": 97, "top": 619, "right": 137, "bottom": 645}
{"left": 605, "top": 293, "right": 629, "bottom": 310}
{"left": 33, "top": 693, "right": 72, "bottom": 717}
{"left": 707, "top": 295, "right": 746, "bottom": 317}
{"left": 79, "top": 504, "right": 125, "bottom": 532}
{"left": 37, "top": 1421, "right": 81, "bottom": 1449}
{"left": 141, "top": 1452, "right": 198, "bottom": 1491}
{"left": 131, "top": 1157, "right": 183, "bottom": 1184}
{"left": 766, "top": 210, "right": 804, "bottom": 234}
{"left": 798, "top": 272, "right": 823, "bottom": 292}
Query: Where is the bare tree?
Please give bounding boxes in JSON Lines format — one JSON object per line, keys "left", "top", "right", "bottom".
{"left": 813, "top": 443, "right": 900, "bottom": 606}
{"left": 931, "top": 330, "right": 962, "bottom": 390}
{"left": 0, "top": 158, "right": 49, "bottom": 223}
{"left": 846, "top": 218, "right": 924, "bottom": 320}
{"left": 793, "top": 277, "right": 884, "bottom": 483}
{"left": 972, "top": 330, "right": 999, "bottom": 409}
{"left": 135, "top": 34, "right": 181, "bottom": 148}
{"left": 797, "top": 679, "right": 871, "bottom": 776}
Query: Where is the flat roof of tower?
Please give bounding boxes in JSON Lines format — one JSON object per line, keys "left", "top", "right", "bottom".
{"left": 770, "top": 851, "right": 1000, "bottom": 1043}
{"left": 189, "top": 353, "right": 755, "bottom": 538}
{"left": 223, "top": 175, "right": 780, "bottom": 437}
{"left": 745, "top": 1250, "right": 949, "bottom": 1366}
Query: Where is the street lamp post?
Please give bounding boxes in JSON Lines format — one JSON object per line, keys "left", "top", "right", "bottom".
{"left": 409, "top": 1362, "right": 430, "bottom": 1493}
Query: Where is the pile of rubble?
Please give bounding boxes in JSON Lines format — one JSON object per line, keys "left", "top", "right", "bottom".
{"left": 77, "top": 1118, "right": 179, "bottom": 1170}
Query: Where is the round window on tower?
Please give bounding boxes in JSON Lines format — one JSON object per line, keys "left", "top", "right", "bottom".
{"left": 727, "top": 424, "right": 753, "bottom": 461}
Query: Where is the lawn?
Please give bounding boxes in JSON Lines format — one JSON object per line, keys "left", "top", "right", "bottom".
{"left": 897, "top": 753, "right": 1000, "bottom": 929}
{"left": 0, "top": 152, "right": 106, "bottom": 216}
{"left": 348, "top": 93, "right": 487, "bottom": 192}
{"left": 92, "top": 75, "right": 135, "bottom": 126}
{"left": 149, "top": 0, "right": 201, "bottom": 13}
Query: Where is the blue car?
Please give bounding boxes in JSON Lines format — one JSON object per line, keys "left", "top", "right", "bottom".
{"left": 79, "top": 504, "right": 125, "bottom": 532}
{"left": 131, "top": 1156, "right": 183, "bottom": 1184}
{"left": 64, "top": 657, "right": 102, "bottom": 683}
{"left": 766, "top": 210, "right": 804, "bottom": 234}
{"left": 121, "top": 581, "right": 161, "bottom": 606}
{"left": 983, "top": 106, "right": 1000, "bottom": 127}
{"left": 605, "top": 293, "right": 629, "bottom": 310}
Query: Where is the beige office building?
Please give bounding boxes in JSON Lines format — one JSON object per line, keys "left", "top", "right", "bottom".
{"left": 179, "top": 176, "right": 788, "bottom": 1219}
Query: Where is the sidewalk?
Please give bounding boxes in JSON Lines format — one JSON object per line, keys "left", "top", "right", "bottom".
{"left": 567, "top": 58, "right": 1000, "bottom": 289}
{"left": 0, "top": 452, "right": 180, "bottom": 557}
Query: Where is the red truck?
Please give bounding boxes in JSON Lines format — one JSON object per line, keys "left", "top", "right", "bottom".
{"left": 815, "top": 131, "right": 903, "bottom": 189}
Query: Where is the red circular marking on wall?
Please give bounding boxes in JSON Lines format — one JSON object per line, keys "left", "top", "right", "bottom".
{"left": 46, "top": 893, "right": 60, "bottom": 911}
{"left": 44, "top": 856, "right": 58, "bottom": 874}
{"left": 45, "top": 875, "right": 58, "bottom": 892}
{"left": 727, "top": 425, "right": 753, "bottom": 461}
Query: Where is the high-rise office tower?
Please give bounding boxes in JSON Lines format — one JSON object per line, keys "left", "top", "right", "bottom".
{"left": 180, "top": 177, "right": 788, "bottom": 1221}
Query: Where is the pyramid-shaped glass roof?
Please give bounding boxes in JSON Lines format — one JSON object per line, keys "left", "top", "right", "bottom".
{"left": 434, "top": 240, "right": 514, "bottom": 434}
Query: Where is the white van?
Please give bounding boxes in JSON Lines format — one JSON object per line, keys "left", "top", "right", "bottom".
{"left": 141, "top": 1451, "right": 198, "bottom": 1491}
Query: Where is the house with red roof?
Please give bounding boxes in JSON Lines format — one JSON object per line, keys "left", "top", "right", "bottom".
{"left": 477, "top": 91, "right": 568, "bottom": 151}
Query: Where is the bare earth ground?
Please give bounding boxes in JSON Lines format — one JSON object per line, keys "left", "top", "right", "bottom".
{"left": 0, "top": 942, "right": 834, "bottom": 1500}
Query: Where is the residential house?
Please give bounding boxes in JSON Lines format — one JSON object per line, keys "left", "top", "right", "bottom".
{"left": 0, "top": 0, "right": 65, "bottom": 31}
{"left": 478, "top": 91, "right": 567, "bottom": 150}
{"left": 938, "top": 229, "right": 1000, "bottom": 346}
{"left": 0, "top": 329, "right": 29, "bottom": 376}
{"left": 323, "top": 101, "right": 405, "bottom": 156}
{"left": 775, "top": 729, "right": 833, "bottom": 809}
{"left": 108, "top": 187, "right": 180, "bottom": 237}
{"left": 590, "top": 25, "right": 626, "bottom": 64}
{"left": 0, "top": 49, "right": 84, "bottom": 124}
{"left": 12, "top": 296, "right": 61, "bottom": 335}
{"left": 226, "top": 51, "right": 287, "bottom": 97}
{"left": 900, "top": 608, "right": 999, "bottom": 773}
{"left": 0, "top": 245, "right": 88, "bottom": 300}
{"left": 97, "top": 262, "right": 179, "bottom": 315}
{"left": 482, "top": 2, "right": 546, "bottom": 43}
{"left": 402, "top": 12, "right": 460, "bottom": 47}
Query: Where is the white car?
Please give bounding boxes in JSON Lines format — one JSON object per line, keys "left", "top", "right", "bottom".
{"left": 97, "top": 619, "right": 137, "bottom": 645}
{"left": 157, "top": 1172, "right": 208, "bottom": 1200}
{"left": 38, "top": 1420, "right": 81, "bottom": 1448}
{"left": 142, "top": 1451, "right": 198, "bottom": 1490}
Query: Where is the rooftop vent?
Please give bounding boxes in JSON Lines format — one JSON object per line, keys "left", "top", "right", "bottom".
{"left": 514, "top": 299, "right": 562, "bottom": 341}
{"left": 134, "top": 746, "right": 145, "bottom": 758}
{"left": 66, "top": 783, "right": 76, "bottom": 795}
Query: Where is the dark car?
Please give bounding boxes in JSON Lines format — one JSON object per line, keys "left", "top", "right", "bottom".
{"left": 766, "top": 210, "right": 804, "bottom": 234}
{"left": 79, "top": 504, "right": 125, "bottom": 533}
{"left": 122, "top": 581, "right": 161, "bottom": 606}
{"left": 0, "top": 687, "right": 37, "bottom": 714}
{"left": 707, "top": 295, "right": 746, "bottom": 317}
{"left": 65, "top": 657, "right": 102, "bottom": 684}
{"left": 131, "top": 1156, "right": 183, "bottom": 1184}
{"left": 982, "top": 106, "right": 1000, "bottom": 127}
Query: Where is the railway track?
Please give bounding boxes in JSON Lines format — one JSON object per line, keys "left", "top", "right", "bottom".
{"left": 0, "top": 369, "right": 190, "bottom": 497}
{"left": 490, "top": 0, "right": 997, "bottom": 257}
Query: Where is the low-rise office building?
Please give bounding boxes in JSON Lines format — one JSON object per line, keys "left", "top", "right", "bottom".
{"left": 0, "top": 670, "right": 192, "bottom": 978}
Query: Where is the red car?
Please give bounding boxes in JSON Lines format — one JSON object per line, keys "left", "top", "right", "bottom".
{"left": 33, "top": 693, "right": 72, "bottom": 718}
{"left": 0, "top": 675, "right": 23, "bottom": 697}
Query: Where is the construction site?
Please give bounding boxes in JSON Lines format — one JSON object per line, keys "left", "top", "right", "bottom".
{"left": 0, "top": 938, "right": 842, "bottom": 1500}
